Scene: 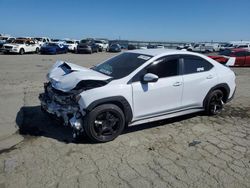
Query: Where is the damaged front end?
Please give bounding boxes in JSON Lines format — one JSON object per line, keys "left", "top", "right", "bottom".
{"left": 39, "top": 82, "right": 85, "bottom": 137}
{"left": 39, "top": 61, "right": 112, "bottom": 138}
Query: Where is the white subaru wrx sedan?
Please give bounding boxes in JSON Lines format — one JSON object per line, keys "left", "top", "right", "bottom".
{"left": 39, "top": 49, "right": 236, "bottom": 142}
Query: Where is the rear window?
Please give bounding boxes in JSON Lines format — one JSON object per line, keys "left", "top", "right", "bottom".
{"left": 182, "top": 55, "right": 213, "bottom": 74}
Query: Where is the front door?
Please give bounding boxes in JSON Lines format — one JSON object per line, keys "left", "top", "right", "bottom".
{"left": 132, "top": 56, "right": 183, "bottom": 120}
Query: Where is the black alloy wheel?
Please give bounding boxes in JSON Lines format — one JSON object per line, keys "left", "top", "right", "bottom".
{"left": 84, "top": 104, "right": 125, "bottom": 142}
{"left": 205, "top": 90, "right": 224, "bottom": 115}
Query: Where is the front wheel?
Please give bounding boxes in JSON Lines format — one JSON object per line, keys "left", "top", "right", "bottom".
{"left": 35, "top": 47, "right": 40, "bottom": 54}
{"left": 83, "top": 104, "right": 125, "bottom": 142}
{"left": 19, "top": 48, "right": 25, "bottom": 55}
{"left": 205, "top": 90, "right": 224, "bottom": 115}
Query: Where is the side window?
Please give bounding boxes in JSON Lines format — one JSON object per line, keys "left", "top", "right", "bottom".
{"left": 147, "top": 57, "right": 179, "bottom": 78}
{"left": 183, "top": 56, "right": 213, "bottom": 74}
{"left": 235, "top": 51, "right": 246, "bottom": 57}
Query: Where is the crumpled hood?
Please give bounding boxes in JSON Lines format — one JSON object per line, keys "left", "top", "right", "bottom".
{"left": 47, "top": 61, "right": 111, "bottom": 92}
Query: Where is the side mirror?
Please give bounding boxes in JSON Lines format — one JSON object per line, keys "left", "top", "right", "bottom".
{"left": 142, "top": 73, "right": 159, "bottom": 83}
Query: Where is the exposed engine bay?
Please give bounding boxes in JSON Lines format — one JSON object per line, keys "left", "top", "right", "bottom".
{"left": 39, "top": 61, "right": 111, "bottom": 138}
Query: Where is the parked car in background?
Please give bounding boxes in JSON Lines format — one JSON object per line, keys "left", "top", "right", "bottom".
{"left": 34, "top": 37, "right": 50, "bottom": 46}
{"left": 51, "top": 39, "right": 66, "bottom": 44}
{"left": 77, "top": 39, "right": 99, "bottom": 54}
{"left": 64, "top": 39, "right": 78, "bottom": 53}
{"left": 156, "top": 45, "right": 165, "bottom": 49}
{"left": 2, "top": 39, "right": 40, "bottom": 55}
{"left": 40, "top": 42, "right": 68, "bottom": 55}
{"left": 147, "top": 44, "right": 157, "bottom": 49}
{"left": 188, "top": 43, "right": 213, "bottom": 53}
{"left": 220, "top": 41, "right": 250, "bottom": 51}
{"left": 108, "top": 44, "right": 121, "bottom": 52}
{"left": 128, "top": 44, "right": 137, "bottom": 50}
{"left": 236, "top": 44, "right": 250, "bottom": 50}
{"left": 205, "top": 43, "right": 222, "bottom": 52}
{"left": 177, "top": 43, "right": 193, "bottom": 50}
{"left": 209, "top": 48, "right": 250, "bottom": 67}
{"left": 39, "top": 49, "right": 236, "bottom": 142}
{"left": 0, "top": 36, "right": 15, "bottom": 51}
{"left": 95, "top": 40, "right": 109, "bottom": 52}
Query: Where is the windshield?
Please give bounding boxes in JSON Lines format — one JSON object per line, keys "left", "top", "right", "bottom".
{"left": 95, "top": 40, "right": 103, "bottom": 43}
{"left": 0, "top": 37, "right": 8, "bottom": 40}
{"left": 92, "top": 53, "right": 152, "bottom": 79}
{"left": 35, "top": 38, "right": 43, "bottom": 41}
{"left": 80, "top": 40, "right": 89, "bottom": 44}
{"left": 219, "top": 49, "right": 232, "bottom": 56}
{"left": 66, "top": 40, "right": 74, "bottom": 44}
{"left": 51, "top": 39, "right": 59, "bottom": 42}
{"left": 110, "top": 44, "right": 120, "bottom": 48}
{"left": 13, "top": 40, "right": 25, "bottom": 44}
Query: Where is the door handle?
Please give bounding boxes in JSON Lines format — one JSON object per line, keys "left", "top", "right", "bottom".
{"left": 206, "top": 75, "right": 213, "bottom": 79}
{"left": 173, "top": 82, "right": 182, "bottom": 86}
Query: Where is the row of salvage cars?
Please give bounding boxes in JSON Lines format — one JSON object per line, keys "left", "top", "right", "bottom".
{"left": 0, "top": 36, "right": 110, "bottom": 55}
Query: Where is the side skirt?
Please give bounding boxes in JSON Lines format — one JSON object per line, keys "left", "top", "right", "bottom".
{"left": 129, "top": 108, "right": 203, "bottom": 126}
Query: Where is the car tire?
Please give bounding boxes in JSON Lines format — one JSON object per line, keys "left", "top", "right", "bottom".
{"left": 19, "top": 48, "right": 25, "bottom": 55}
{"left": 35, "top": 47, "right": 40, "bottom": 54}
{"left": 83, "top": 104, "right": 125, "bottom": 143}
{"left": 204, "top": 89, "right": 224, "bottom": 116}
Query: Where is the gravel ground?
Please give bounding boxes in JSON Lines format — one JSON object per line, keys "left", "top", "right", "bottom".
{"left": 0, "top": 52, "right": 249, "bottom": 188}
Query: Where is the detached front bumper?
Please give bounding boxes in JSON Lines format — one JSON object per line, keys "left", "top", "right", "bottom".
{"left": 39, "top": 84, "right": 85, "bottom": 135}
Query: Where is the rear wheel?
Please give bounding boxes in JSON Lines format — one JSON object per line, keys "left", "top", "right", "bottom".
{"left": 205, "top": 90, "right": 224, "bottom": 115}
{"left": 35, "top": 47, "right": 40, "bottom": 54}
{"left": 84, "top": 104, "right": 125, "bottom": 142}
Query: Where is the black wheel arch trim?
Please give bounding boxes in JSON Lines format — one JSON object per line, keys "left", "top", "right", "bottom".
{"left": 86, "top": 96, "right": 133, "bottom": 124}
{"left": 203, "top": 83, "right": 230, "bottom": 107}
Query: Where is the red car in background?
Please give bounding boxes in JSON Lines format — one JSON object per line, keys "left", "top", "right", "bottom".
{"left": 209, "top": 48, "right": 250, "bottom": 66}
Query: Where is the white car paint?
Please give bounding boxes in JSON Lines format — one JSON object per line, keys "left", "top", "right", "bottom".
{"left": 2, "top": 40, "right": 40, "bottom": 54}
{"left": 41, "top": 49, "right": 236, "bottom": 137}
{"left": 64, "top": 40, "right": 78, "bottom": 52}
{"left": 34, "top": 37, "right": 51, "bottom": 46}
{"left": 95, "top": 40, "right": 109, "bottom": 51}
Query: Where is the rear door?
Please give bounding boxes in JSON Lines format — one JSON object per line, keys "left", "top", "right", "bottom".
{"left": 180, "top": 55, "right": 217, "bottom": 108}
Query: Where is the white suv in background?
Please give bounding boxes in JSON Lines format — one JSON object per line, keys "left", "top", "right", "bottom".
{"left": 95, "top": 40, "right": 109, "bottom": 51}
{"left": 3, "top": 39, "right": 40, "bottom": 55}
{"left": 34, "top": 37, "right": 50, "bottom": 46}
{"left": 65, "top": 39, "right": 79, "bottom": 53}
{"left": 39, "top": 49, "right": 236, "bottom": 142}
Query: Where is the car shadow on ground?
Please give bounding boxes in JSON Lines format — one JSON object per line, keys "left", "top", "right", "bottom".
{"left": 16, "top": 106, "right": 202, "bottom": 144}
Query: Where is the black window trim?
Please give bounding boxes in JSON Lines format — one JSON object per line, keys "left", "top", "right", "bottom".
{"left": 179, "top": 54, "right": 214, "bottom": 75}
{"left": 130, "top": 55, "right": 182, "bottom": 83}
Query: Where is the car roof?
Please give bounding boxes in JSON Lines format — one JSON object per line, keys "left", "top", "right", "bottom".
{"left": 127, "top": 49, "right": 197, "bottom": 57}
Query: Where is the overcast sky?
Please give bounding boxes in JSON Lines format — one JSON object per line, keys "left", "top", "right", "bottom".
{"left": 1, "top": 0, "right": 250, "bottom": 42}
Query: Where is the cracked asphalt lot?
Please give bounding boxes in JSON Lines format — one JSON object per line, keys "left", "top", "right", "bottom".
{"left": 0, "top": 53, "right": 249, "bottom": 188}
